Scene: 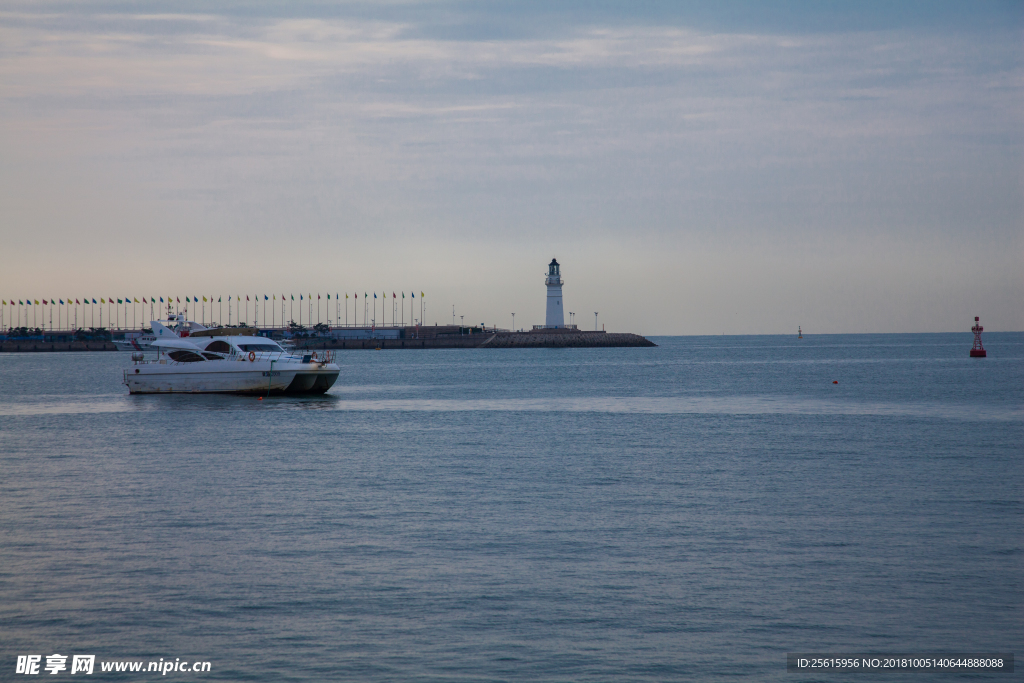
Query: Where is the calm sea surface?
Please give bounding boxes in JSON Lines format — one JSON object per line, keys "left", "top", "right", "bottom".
{"left": 1, "top": 334, "right": 1021, "bottom": 681}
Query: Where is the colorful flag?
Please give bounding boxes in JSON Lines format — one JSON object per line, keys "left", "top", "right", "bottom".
{"left": 326, "top": 294, "right": 330, "bottom": 300}
{"left": 100, "top": 299, "right": 105, "bottom": 304}
{"left": 402, "top": 292, "right": 405, "bottom": 298}
{"left": 421, "top": 291, "right": 425, "bottom": 297}
{"left": 300, "top": 294, "right": 303, "bottom": 301}
{"left": 346, "top": 294, "right": 349, "bottom": 299}
{"left": 202, "top": 296, "right": 207, "bottom": 302}
{"left": 218, "top": 297, "right": 221, "bottom": 303}
{"left": 264, "top": 295, "right": 268, "bottom": 301}
{"left": 246, "top": 295, "right": 250, "bottom": 301}
{"left": 393, "top": 292, "right": 396, "bottom": 298}
{"left": 134, "top": 297, "right": 140, "bottom": 303}
{"left": 142, "top": 297, "right": 147, "bottom": 303}
{"left": 43, "top": 299, "right": 48, "bottom": 305}
{"left": 92, "top": 299, "right": 97, "bottom": 304}
{"left": 291, "top": 295, "right": 294, "bottom": 301}
{"left": 373, "top": 292, "right": 377, "bottom": 299}
{"left": 411, "top": 292, "right": 415, "bottom": 298}
{"left": 34, "top": 299, "right": 39, "bottom": 305}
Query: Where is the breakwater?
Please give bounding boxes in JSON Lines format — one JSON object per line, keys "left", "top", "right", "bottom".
{"left": 1, "top": 341, "right": 117, "bottom": 352}
{"left": 0, "top": 327, "right": 655, "bottom": 352}
{"left": 295, "top": 329, "right": 656, "bottom": 350}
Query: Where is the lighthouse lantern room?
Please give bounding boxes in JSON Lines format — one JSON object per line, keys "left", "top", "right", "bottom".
{"left": 545, "top": 258, "right": 565, "bottom": 328}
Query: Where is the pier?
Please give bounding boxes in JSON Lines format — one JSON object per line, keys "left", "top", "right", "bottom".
{"left": 292, "top": 326, "right": 656, "bottom": 350}
{"left": 0, "top": 325, "right": 654, "bottom": 352}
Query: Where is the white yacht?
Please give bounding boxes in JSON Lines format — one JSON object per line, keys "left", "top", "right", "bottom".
{"left": 113, "top": 331, "right": 158, "bottom": 352}
{"left": 123, "top": 320, "right": 339, "bottom": 395}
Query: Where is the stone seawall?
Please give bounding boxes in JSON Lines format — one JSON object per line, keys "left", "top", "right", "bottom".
{"left": 0, "top": 333, "right": 655, "bottom": 352}
{"left": 295, "top": 331, "right": 655, "bottom": 350}
{"left": 1, "top": 341, "right": 117, "bottom": 352}
{"left": 482, "top": 332, "right": 655, "bottom": 348}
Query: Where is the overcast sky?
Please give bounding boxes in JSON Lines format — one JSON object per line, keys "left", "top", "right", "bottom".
{"left": 1, "top": 1, "right": 1020, "bottom": 333}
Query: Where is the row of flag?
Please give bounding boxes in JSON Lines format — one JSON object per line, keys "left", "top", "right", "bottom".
{"left": 3, "top": 293, "right": 426, "bottom": 305}
{"left": 3, "top": 292, "right": 428, "bottom": 330}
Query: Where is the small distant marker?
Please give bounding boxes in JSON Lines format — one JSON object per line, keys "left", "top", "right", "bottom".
{"left": 970, "top": 316, "right": 987, "bottom": 358}
{"left": 798, "top": 326, "right": 803, "bottom": 339}
{"left": 833, "top": 380, "right": 838, "bottom": 384}
{"left": 258, "top": 396, "right": 263, "bottom": 400}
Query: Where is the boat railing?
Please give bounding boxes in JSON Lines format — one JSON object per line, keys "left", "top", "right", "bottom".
{"left": 133, "top": 349, "right": 335, "bottom": 365}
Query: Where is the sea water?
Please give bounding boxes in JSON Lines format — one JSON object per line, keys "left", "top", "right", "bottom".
{"left": 0, "top": 334, "right": 1021, "bottom": 681}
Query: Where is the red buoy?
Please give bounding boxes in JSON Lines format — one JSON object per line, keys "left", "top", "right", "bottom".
{"left": 970, "top": 316, "right": 987, "bottom": 358}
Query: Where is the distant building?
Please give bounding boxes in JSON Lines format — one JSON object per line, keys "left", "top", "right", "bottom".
{"left": 545, "top": 258, "right": 564, "bottom": 328}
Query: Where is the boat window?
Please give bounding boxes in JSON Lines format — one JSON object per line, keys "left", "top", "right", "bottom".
{"left": 205, "top": 340, "right": 232, "bottom": 353}
{"left": 237, "top": 343, "right": 281, "bottom": 353}
{"left": 167, "top": 350, "right": 205, "bottom": 363}
{"left": 202, "top": 353, "right": 225, "bottom": 361}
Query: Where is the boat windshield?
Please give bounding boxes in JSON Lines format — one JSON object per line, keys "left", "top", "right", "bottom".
{"left": 236, "top": 343, "right": 282, "bottom": 353}
{"left": 168, "top": 350, "right": 205, "bottom": 363}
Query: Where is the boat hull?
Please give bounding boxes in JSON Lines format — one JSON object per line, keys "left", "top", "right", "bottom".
{"left": 124, "top": 360, "right": 339, "bottom": 395}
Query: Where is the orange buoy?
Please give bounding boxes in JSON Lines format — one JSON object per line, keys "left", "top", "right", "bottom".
{"left": 833, "top": 380, "right": 838, "bottom": 384}
{"left": 258, "top": 396, "right": 263, "bottom": 400}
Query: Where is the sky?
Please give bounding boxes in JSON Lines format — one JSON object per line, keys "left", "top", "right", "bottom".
{"left": 1, "top": 1, "right": 1021, "bottom": 334}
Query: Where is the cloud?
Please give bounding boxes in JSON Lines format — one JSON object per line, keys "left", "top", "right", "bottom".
{"left": 0, "top": 4, "right": 1020, "bottom": 332}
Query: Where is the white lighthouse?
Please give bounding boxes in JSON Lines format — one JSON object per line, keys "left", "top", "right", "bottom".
{"left": 545, "top": 258, "right": 565, "bottom": 328}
